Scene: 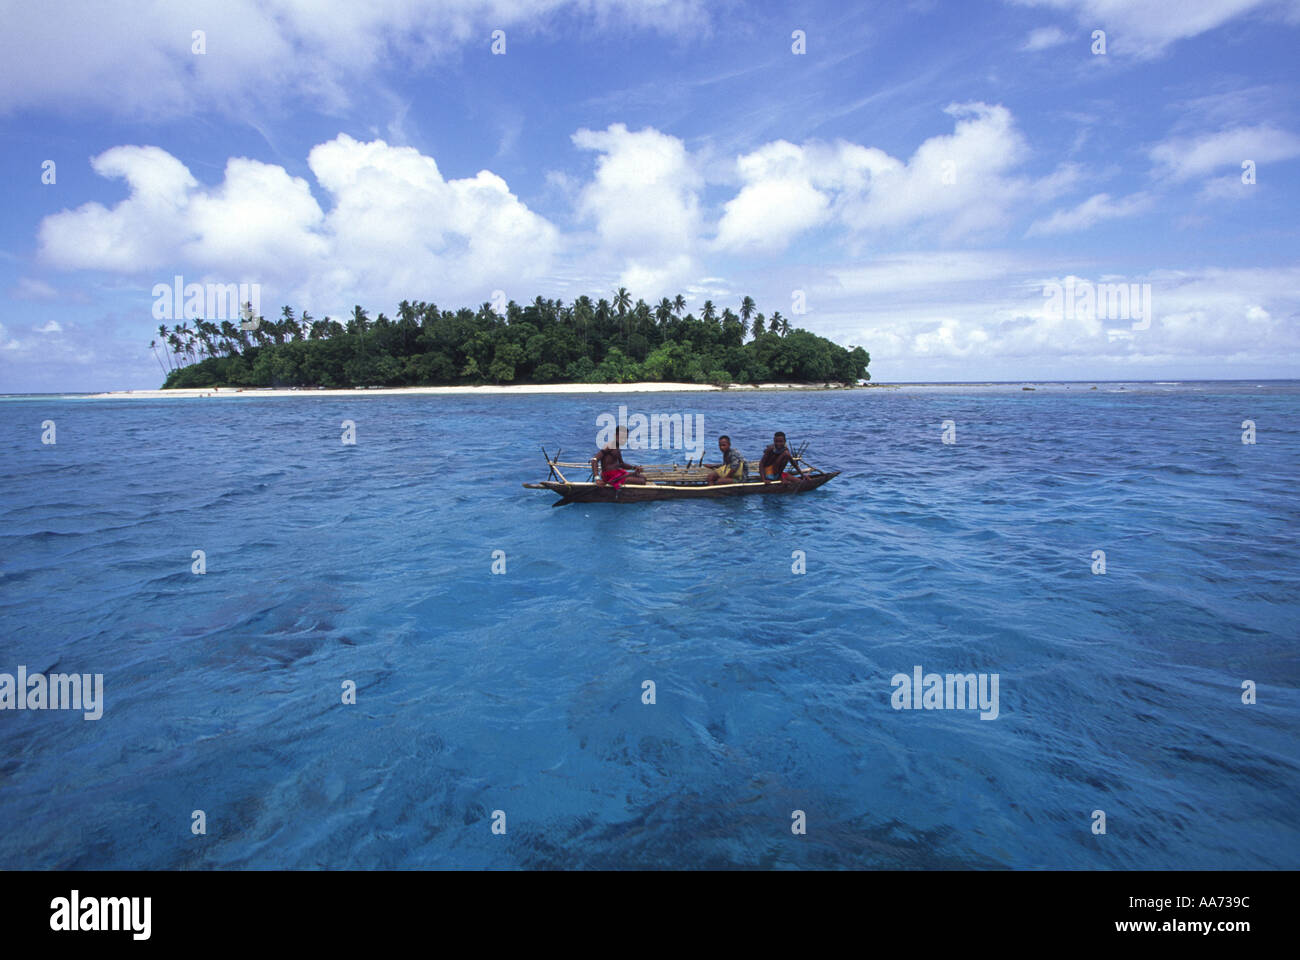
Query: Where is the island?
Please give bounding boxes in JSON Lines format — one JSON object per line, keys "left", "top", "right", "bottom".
{"left": 151, "top": 291, "right": 871, "bottom": 390}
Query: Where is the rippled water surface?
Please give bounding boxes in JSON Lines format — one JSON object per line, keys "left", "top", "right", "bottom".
{"left": 1, "top": 382, "right": 1297, "bottom": 868}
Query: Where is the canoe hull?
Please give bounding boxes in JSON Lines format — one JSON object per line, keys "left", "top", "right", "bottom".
{"left": 524, "top": 471, "right": 839, "bottom": 504}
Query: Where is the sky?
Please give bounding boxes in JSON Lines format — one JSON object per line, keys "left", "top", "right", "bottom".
{"left": 1, "top": 0, "right": 1298, "bottom": 390}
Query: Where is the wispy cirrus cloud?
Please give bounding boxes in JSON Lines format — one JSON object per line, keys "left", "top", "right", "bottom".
{"left": 1026, "top": 191, "right": 1154, "bottom": 235}
{"left": 1021, "top": 26, "right": 1069, "bottom": 50}
{"left": 0, "top": 0, "right": 712, "bottom": 118}
{"left": 1148, "top": 124, "right": 1300, "bottom": 181}
{"left": 1005, "top": 0, "right": 1292, "bottom": 57}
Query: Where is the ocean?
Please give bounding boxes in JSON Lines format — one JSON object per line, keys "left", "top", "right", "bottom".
{"left": 1, "top": 381, "right": 1297, "bottom": 868}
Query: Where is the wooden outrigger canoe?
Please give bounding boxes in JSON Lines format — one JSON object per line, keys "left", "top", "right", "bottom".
{"left": 523, "top": 445, "right": 839, "bottom": 507}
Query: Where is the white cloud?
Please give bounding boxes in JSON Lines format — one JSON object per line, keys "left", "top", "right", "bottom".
{"left": 0, "top": 0, "right": 711, "bottom": 118}
{"left": 572, "top": 123, "right": 703, "bottom": 296}
{"left": 819, "top": 251, "right": 1027, "bottom": 298}
{"left": 11, "top": 278, "right": 60, "bottom": 301}
{"left": 1021, "top": 26, "right": 1069, "bottom": 49}
{"left": 309, "top": 135, "right": 559, "bottom": 305}
{"left": 1149, "top": 124, "right": 1300, "bottom": 181}
{"left": 843, "top": 103, "right": 1031, "bottom": 239}
{"left": 182, "top": 159, "right": 329, "bottom": 276}
{"left": 1006, "top": 0, "right": 1285, "bottom": 57}
{"left": 811, "top": 262, "right": 1300, "bottom": 377}
{"left": 713, "top": 140, "right": 841, "bottom": 253}
{"left": 40, "top": 146, "right": 198, "bottom": 272}
{"left": 714, "top": 103, "right": 1067, "bottom": 250}
{"left": 38, "top": 135, "right": 560, "bottom": 316}
{"left": 1026, "top": 191, "right": 1154, "bottom": 235}
{"left": 1197, "top": 175, "right": 1258, "bottom": 202}
{"left": 35, "top": 320, "right": 63, "bottom": 334}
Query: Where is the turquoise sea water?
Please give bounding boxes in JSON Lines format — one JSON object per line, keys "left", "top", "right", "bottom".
{"left": 0, "top": 382, "right": 1297, "bottom": 868}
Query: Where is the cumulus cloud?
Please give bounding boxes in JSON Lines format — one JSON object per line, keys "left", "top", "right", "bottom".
{"left": 714, "top": 103, "right": 1070, "bottom": 250}
{"left": 1026, "top": 192, "right": 1154, "bottom": 235}
{"left": 572, "top": 123, "right": 702, "bottom": 296}
{"left": 309, "top": 135, "right": 559, "bottom": 303}
{"left": 843, "top": 103, "right": 1035, "bottom": 237}
{"left": 35, "top": 107, "right": 1088, "bottom": 316}
{"left": 40, "top": 146, "right": 198, "bottom": 273}
{"left": 1005, "top": 0, "right": 1286, "bottom": 57}
{"left": 38, "top": 135, "right": 560, "bottom": 315}
{"left": 713, "top": 139, "right": 885, "bottom": 253}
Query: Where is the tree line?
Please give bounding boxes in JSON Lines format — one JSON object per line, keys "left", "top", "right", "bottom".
{"left": 154, "top": 290, "right": 871, "bottom": 389}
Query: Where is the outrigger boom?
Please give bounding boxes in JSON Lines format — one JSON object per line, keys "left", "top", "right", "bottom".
{"left": 524, "top": 446, "right": 839, "bottom": 506}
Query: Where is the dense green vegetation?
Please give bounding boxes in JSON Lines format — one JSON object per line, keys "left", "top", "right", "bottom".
{"left": 154, "top": 290, "right": 870, "bottom": 388}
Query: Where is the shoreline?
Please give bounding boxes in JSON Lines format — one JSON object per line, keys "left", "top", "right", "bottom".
{"left": 85, "top": 381, "right": 871, "bottom": 399}
{"left": 58, "top": 380, "right": 1284, "bottom": 400}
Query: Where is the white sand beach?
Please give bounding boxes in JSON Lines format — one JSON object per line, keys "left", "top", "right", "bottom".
{"left": 89, "top": 381, "right": 871, "bottom": 399}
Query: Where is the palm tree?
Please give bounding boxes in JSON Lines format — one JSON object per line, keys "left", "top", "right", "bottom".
{"left": 655, "top": 297, "right": 674, "bottom": 327}
{"left": 701, "top": 300, "right": 716, "bottom": 325}
{"left": 751, "top": 314, "right": 766, "bottom": 337}
{"left": 739, "top": 296, "right": 756, "bottom": 327}
{"left": 574, "top": 294, "right": 594, "bottom": 349}
{"left": 219, "top": 320, "right": 240, "bottom": 354}
{"left": 613, "top": 286, "right": 632, "bottom": 344}
{"left": 194, "top": 319, "right": 217, "bottom": 358}
{"left": 174, "top": 323, "right": 196, "bottom": 364}
{"left": 149, "top": 340, "right": 167, "bottom": 377}
{"left": 770, "top": 311, "right": 790, "bottom": 336}
{"left": 155, "top": 325, "right": 173, "bottom": 371}
{"left": 673, "top": 294, "right": 686, "bottom": 317}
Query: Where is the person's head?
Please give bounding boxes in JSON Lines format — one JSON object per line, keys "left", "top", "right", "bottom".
{"left": 718, "top": 435, "right": 731, "bottom": 453}
{"left": 773, "top": 431, "right": 786, "bottom": 450}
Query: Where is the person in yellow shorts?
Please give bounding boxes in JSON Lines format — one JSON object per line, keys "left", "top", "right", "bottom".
{"left": 704, "top": 435, "right": 747, "bottom": 485}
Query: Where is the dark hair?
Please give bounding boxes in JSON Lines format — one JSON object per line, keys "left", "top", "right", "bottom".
{"left": 719, "top": 435, "right": 730, "bottom": 443}
{"left": 774, "top": 431, "right": 786, "bottom": 439}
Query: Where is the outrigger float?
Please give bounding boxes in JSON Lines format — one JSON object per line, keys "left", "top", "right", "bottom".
{"left": 523, "top": 443, "right": 840, "bottom": 507}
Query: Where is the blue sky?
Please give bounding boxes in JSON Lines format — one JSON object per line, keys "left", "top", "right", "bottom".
{"left": 1, "top": 0, "right": 1298, "bottom": 390}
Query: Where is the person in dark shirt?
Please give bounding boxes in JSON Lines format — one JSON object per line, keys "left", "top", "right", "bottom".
{"left": 591, "top": 426, "right": 650, "bottom": 487}
{"left": 759, "top": 431, "right": 807, "bottom": 483}
{"left": 703, "top": 435, "right": 747, "bottom": 485}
